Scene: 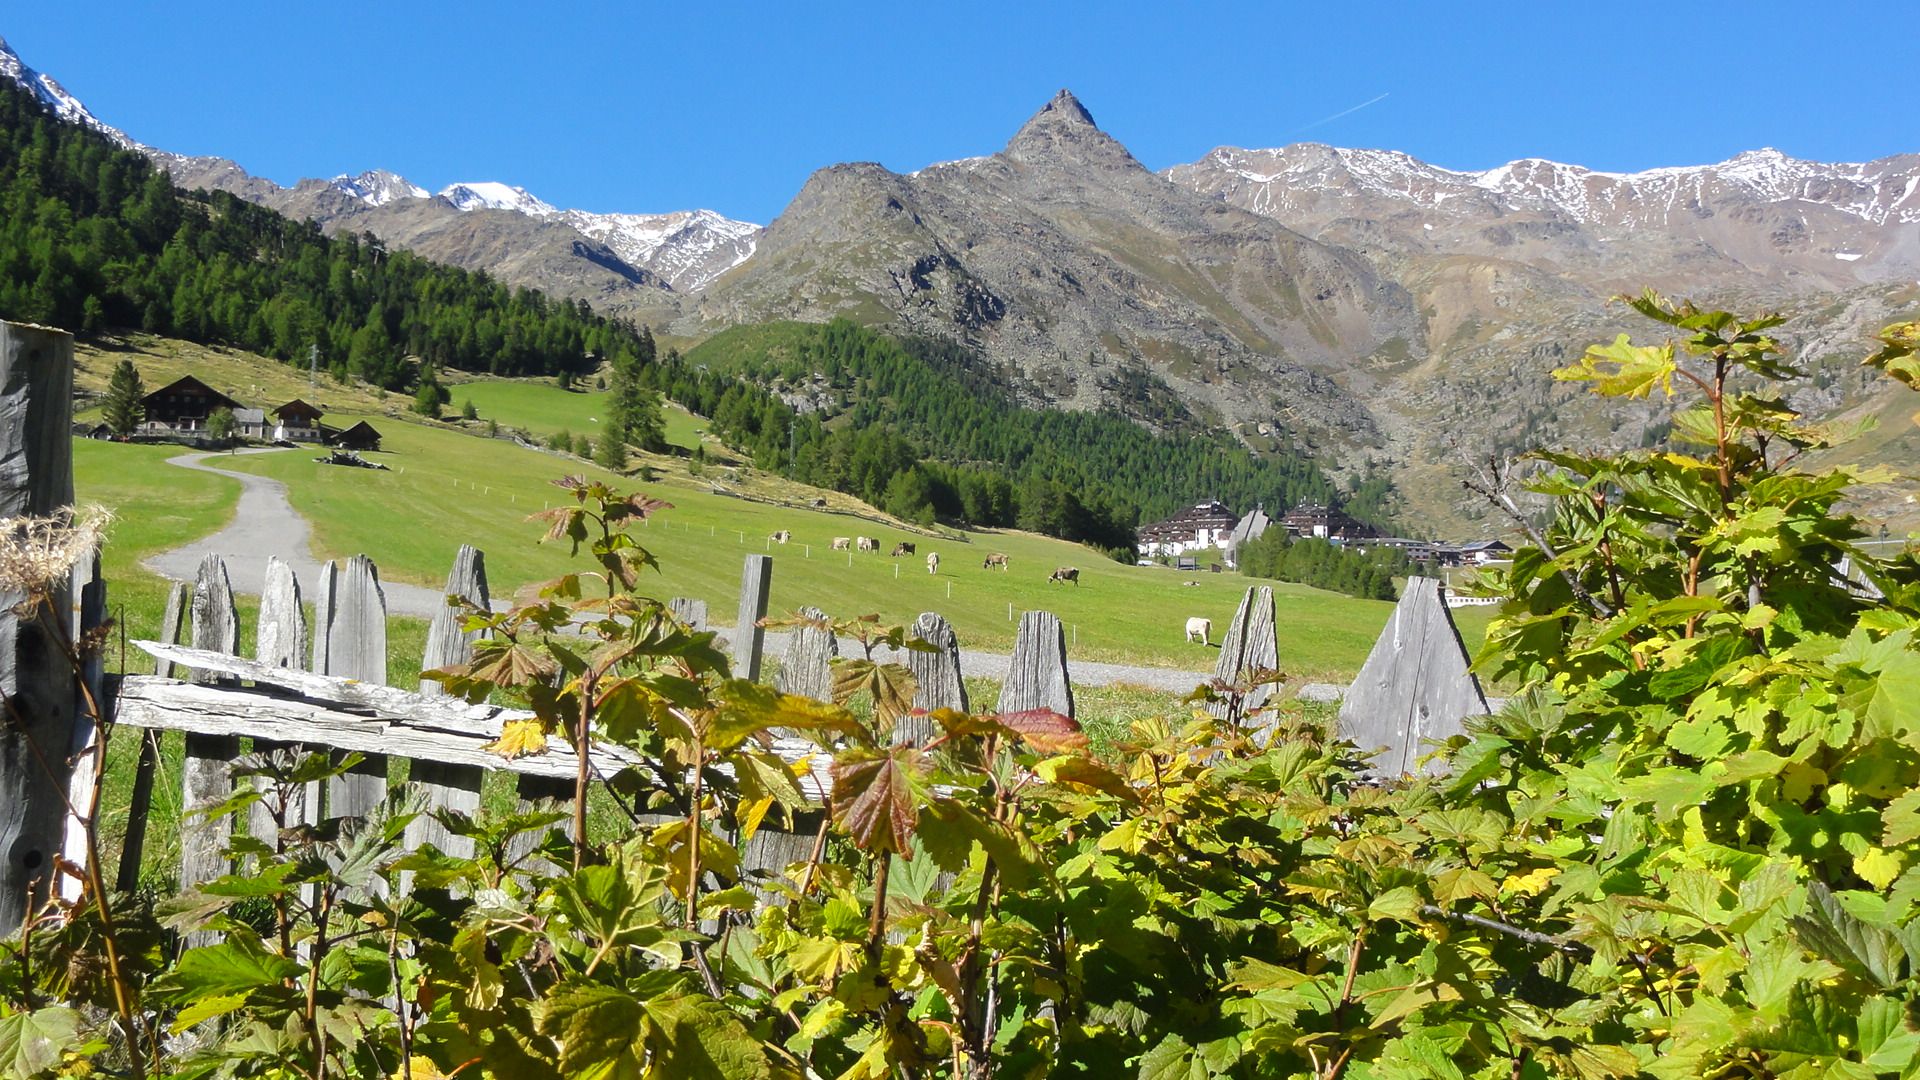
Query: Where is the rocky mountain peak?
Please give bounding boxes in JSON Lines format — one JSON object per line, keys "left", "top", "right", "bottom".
{"left": 1002, "top": 88, "right": 1137, "bottom": 169}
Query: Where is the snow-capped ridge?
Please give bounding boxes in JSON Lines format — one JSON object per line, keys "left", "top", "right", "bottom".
{"left": 0, "top": 34, "right": 133, "bottom": 147}
{"left": 329, "top": 169, "right": 429, "bottom": 207}
{"left": 439, "top": 181, "right": 559, "bottom": 217}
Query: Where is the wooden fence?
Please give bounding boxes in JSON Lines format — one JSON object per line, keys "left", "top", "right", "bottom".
{"left": 0, "top": 318, "right": 1493, "bottom": 932}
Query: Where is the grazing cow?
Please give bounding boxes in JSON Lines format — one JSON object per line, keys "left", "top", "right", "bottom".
{"left": 1049, "top": 567, "right": 1080, "bottom": 586}
{"left": 831, "top": 537, "right": 852, "bottom": 551}
{"left": 891, "top": 542, "right": 916, "bottom": 557}
{"left": 1181, "top": 580, "right": 1202, "bottom": 587}
{"left": 982, "top": 552, "right": 1009, "bottom": 571}
{"left": 857, "top": 536, "right": 879, "bottom": 553}
{"left": 926, "top": 551, "right": 940, "bottom": 575}
{"left": 1185, "top": 617, "right": 1212, "bottom": 646}
{"left": 769, "top": 530, "right": 791, "bottom": 544}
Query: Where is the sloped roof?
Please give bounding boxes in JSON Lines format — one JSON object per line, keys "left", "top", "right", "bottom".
{"left": 1227, "top": 507, "right": 1272, "bottom": 545}
{"left": 141, "top": 374, "right": 241, "bottom": 409}
{"left": 274, "top": 399, "right": 324, "bottom": 419}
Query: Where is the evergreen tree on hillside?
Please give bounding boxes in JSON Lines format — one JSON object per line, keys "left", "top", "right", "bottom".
{"left": 596, "top": 427, "right": 628, "bottom": 472}
{"left": 605, "top": 328, "right": 665, "bottom": 453}
{"left": 100, "top": 359, "right": 145, "bottom": 436}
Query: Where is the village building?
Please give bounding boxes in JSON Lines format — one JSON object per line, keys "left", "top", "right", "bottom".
{"left": 232, "top": 407, "right": 269, "bottom": 440}
{"left": 139, "top": 375, "right": 241, "bottom": 434}
{"left": 272, "top": 400, "right": 326, "bottom": 442}
{"left": 327, "top": 421, "right": 383, "bottom": 452}
{"left": 1136, "top": 500, "right": 1239, "bottom": 559}
{"left": 1364, "top": 537, "right": 1441, "bottom": 565}
{"left": 1279, "top": 502, "right": 1372, "bottom": 542}
{"left": 1449, "top": 539, "right": 1513, "bottom": 566}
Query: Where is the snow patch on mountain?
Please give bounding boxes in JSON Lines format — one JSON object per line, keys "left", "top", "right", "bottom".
{"left": 561, "top": 208, "right": 760, "bottom": 292}
{"left": 439, "top": 181, "right": 559, "bottom": 217}
{"left": 329, "top": 169, "right": 429, "bottom": 207}
{"left": 0, "top": 34, "right": 132, "bottom": 147}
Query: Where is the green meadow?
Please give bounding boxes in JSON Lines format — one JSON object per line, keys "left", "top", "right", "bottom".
{"left": 448, "top": 378, "right": 711, "bottom": 453}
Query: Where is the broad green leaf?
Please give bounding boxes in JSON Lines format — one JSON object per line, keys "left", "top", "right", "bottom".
{"left": 152, "top": 937, "right": 302, "bottom": 1001}
{"left": 537, "top": 981, "right": 648, "bottom": 1080}
{"left": 642, "top": 993, "right": 779, "bottom": 1079}
{"left": 0, "top": 1008, "right": 81, "bottom": 1077}
{"left": 1791, "top": 881, "right": 1905, "bottom": 990}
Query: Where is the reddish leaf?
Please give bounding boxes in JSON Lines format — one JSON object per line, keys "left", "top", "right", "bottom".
{"left": 996, "top": 709, "right": 1089, "bottom": 755}
{"left": 831, "top": 745, "right": 928, "bottom": 856}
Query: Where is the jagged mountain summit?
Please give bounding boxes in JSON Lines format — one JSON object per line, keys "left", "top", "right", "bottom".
{"left": 0, "top": 34, "right": 128, "bottom": 146}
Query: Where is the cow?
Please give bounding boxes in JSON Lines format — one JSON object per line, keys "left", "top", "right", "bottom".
{"left": 830, "top": 537, "right": 852, "bottom": 551}
{"left": 891, "top": 542, "right": 916, "bottom": 557}
{"left": 769, "top": 530, "right": 791, "bottom": 544}
{"left": 857, "top": 536, "right": 879, "bottom": 553}
{"left": 1185, "top": 617, "right": 1212, "bottom": 646}
{"left": 926, "top": 551, "right": 940, "bottom": 575}
{"left": 1049, "top": 567, "right": 1080, "bottom": 586}
{"left": 983, "top": 552, "right": 1009, "bottom": 571}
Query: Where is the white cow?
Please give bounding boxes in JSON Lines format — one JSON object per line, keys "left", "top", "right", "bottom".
{"left": 769, "top": 530, "right": 791, "bottom": 544}
{"left": 1184, "top": 617, "right": 1212, "bottom": 646}
{"left": 856, "top": 536, "right": 879, "bottom": 553}
{"left": 926, "top": 551, "right": 940, "bottom": 575}
{"left": 831, "top": 537, "right": 852, "bottom": 551}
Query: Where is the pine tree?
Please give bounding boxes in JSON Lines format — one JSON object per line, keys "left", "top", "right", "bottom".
{"left": 100, "top": 358, "right": 145, "bottom": 436}
{"left": 596, "top": 427, "right": 628, "bottom": 472}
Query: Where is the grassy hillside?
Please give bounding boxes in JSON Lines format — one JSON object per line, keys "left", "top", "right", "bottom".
{"left": 446, "top": 377, "right": 710, "bottom": 453}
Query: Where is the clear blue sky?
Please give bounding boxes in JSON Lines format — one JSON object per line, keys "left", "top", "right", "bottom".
{"left": 11, "top": 2, "right": 1916, "bottom": 223}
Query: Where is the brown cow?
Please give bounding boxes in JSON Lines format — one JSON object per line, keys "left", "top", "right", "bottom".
{"left": 1049, "top": 567, "right": 1080, "bottom": 586}
{"left": 891, "top": 542, "right": 916, "bottom": 557}
{"left": 982, "top": 552, "right": 1009, "bottom": 570}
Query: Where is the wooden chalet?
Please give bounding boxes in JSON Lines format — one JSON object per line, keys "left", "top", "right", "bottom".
{"left": 1137, "top": 500, "right": 1239, "bottom": 558}
{"left": 1280, "top": 503, "right": 1371, "bottom": 542}
{"left": 272, "top": 399, "right": 325, "bottom": 442}
{"left": 139, "top": 375, "right": 241, "bottom": 433}
{"left": 327, "top": 421, "right": 383, "bottom": 452}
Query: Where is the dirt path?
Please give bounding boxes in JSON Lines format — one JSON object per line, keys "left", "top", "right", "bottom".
{"left": 148, "top": 450, "right": 1223, "bottom": 691}
{"left": 145, "top": 449, "right": 456, "bottom": 619}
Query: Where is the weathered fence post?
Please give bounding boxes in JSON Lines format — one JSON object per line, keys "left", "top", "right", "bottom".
{"left": 0, "top": 320, "right": 77, "bottom": 934}
{"left": 410, "top": 545, "right": 489, "bottom": 857}
{"left": 250, "top": 557, "right": 310, "bottom": 848}
{"left": 734, "top": 554, "right": 773, "bottom": 681}
{"left": 179, "top": 555, "right": 239, "bottom": 933}
{"left": 1210, "top": 585, "right": 1279, "bottom": 723}
{"left": 1339, "top": 577, "right": 1490, "bottom": 775}
{"left": 313, "top": 555, "right": 389, "bottom": 819}
{"left": 56, "top": 547, "right": 106, "bottom": 901}
{"left": 998, "top": 611, "right": 1074, "bottom": 718}
{"left": 773, "top": 606, "right": 836, "bottom": 701}
{"left": 669, "top": 597, "right": 708, "bottom": 632}
{"left": 900, "top": 612, "right": 967, "bottom": 744}
{"left": 117, "top": 580, "right": 186, "bottom": 893}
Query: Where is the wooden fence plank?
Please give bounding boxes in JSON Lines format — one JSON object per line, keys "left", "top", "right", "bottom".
{"left": 1339, "top": 577, "right": 1490, "bottom": 775}
{"left": 1209, "top": 586, "right": 1279, "bottom": 723}
{"left": 57, "top": 547, "right": 105, "bottom": 901}
{"left": 997, "top": 611, "right": 1074, "bottom": 718}
{"left": 250, "top": 557, "right": 310, "bottom": 849}
{"left": 180, "top": 555, "right": 239, "bottom": 943}
{"left": 669, "top": 597, "right": 708, "bottom": 632}
{"left": 314, "top": 555, "right": 389, "bottom": 820}
{"left": 117, "top": 580, "right": 186, "bottom": 893}
{"left": 411, "top": 546, "right": 489, "bottom": 857}
{"left": 734, "top": 555, "right": 773, "bottom": 681}
{"left": 900, "top": 612, "right": 966, "bottom": 744}
{"left": 0, "top": 319, "right": 77, "bottom": 934}
{"left": 773, "top": 606, "right": 836, "bottom": 701}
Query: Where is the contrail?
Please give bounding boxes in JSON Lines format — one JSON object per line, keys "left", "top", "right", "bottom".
{"left": 1294, "top": 92, "right": 1390, "bottom": 135}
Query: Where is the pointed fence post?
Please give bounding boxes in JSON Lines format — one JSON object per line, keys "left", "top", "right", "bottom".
{"left": 669, "top": 597, "right": 708, "bottom": 632}
{"left": 0, "top": 320, "right": 77, "bottom": 934}
{"left": 773, "top": 606, "right": 837, "bottom": 701}
{"left": 117, "top": 580, "right": 186, "bottom": 893}
{"left": 313, "top": 556, "right": 389, "bottom": 819}
{"left": 900, "top": 612, "right": 967, "bottom": 744}
{"left": 250, "top": 557, "right": 310, "bottom": 849}
{"left": 1209, "top": 586, "right": 1279, "bottom": 724}
{"left": 179, "top": 555, "right": 239, "bottom": 931}
{"left": 1339, "top": 577, "right": 1490, "bottom": 775}
{"left": 410, "top": 546, "right": 490, "bottom": 858}
{"left": 734, "top": 555, "right": 773, "bottom": 681}
{"left": 998, "top": 611, "right": 1074, "bottom": 719}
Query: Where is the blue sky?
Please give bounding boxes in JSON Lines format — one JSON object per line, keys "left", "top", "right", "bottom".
{"left": 12, "top": 2, "right": 1917, "bottom": 223}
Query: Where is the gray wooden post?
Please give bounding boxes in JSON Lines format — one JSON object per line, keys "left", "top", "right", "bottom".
{"left": 56, "top": 547, "right": 106, "bottom": 902}
{"left": 734, "top": 554, "right": 773, "bottom": 681}
{"left": 669, "top": 597, "right": 708, "bottom": 631}
{"left": 1210, "top": 586, "right": 1279, "bottom": 723}
{"left": 1339, "top": 577, "right": 1490, "bottom": 775}
{"left": 900, "top": 612, "right": 966, "bottom": 744}
{"left": 997, "top": 611, "right": 1074, "bottom": 718}
{"left": 410, "top": 546, "right": 489, "bottom": 857}
{"left": 741, "top": 812, "right": 824, "bottom": 902}
{"left": 0, "top": 320, "right": 77, "bottom": 934}
{"left": 773, "top": 606, "right": 837, "bottom": 701}
{"left": 179, "top": 555, "right": 240, "bottom": 920}
{"left": 250, "top": 557, "right": 310, "bottom": 849}
{"left": 117, "top": 580, "right": 186, "bottom": 893}
{"left": 313, "top": 556, "right": 389, "bottom": 820}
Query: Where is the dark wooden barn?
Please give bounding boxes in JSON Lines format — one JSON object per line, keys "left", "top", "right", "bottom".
{"left": 140, "top": 375, "right": 241, "bottom": 432}
{"left": 327, "top": 421, "right": 383, "bottom": 452}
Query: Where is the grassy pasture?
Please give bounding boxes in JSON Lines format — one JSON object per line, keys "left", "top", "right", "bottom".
{"left": 448, "top": 378, "right": 710, "bottom": 453}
